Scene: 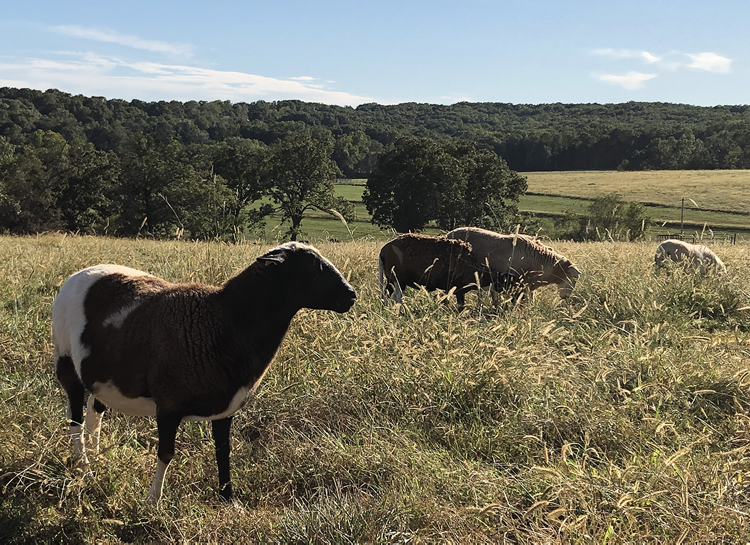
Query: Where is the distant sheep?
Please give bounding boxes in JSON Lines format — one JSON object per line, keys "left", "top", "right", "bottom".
{"left": 654, "top": 239, "right": 726, "bottom": 274}
{"left": 378, "top": 233, "right": 513, "bottom": 307}
{"left": 447, "top": 227, "right": 581, "bottom": 302}
{"left": 52, "top": 242, "right": 356, "bottom": 503}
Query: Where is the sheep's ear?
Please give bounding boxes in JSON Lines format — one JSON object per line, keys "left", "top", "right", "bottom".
{"left": 257, "top": 250, "right": 287, "bottom": 266}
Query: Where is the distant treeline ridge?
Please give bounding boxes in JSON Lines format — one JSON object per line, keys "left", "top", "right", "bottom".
{"left": 2, "top": 87, "right": 750, "bottom": 174}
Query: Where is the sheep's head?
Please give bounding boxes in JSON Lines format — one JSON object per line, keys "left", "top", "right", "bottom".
{"left": 556, "top": 261, "right": 581, "bottom": 299}
{"left": 257, "top": 243, "right": 356, "bottom": 313}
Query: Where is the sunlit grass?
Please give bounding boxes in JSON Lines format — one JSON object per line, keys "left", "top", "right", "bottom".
{"left": 525, "top": 170, "right": 750, "bottom": 214}
{"left": 328, "top": 175, "right": 750, "bottom": 241}
{"left": 1, "top": 235, "right": 749, "bottom": 542}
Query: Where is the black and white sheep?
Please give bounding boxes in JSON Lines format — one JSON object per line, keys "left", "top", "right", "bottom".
{"left": 378, "top": 233, "right": 513, "bottom": 307}
{"left": 654, "top": 239, "right": 726, "bottom": 274}
{"left": 52, "top": 242, "right": 356, "bottom": 503}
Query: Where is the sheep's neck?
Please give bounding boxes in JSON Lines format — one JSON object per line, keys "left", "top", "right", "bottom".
{"left": 219, "top": 266, "right": 300, "bottom": 375}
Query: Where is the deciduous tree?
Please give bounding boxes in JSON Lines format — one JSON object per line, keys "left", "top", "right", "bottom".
{"left": 363, "top": 136, "right": 459, "bottom": 232}
{"left": 265, "top": 130, "right": 351, "bottom": 241}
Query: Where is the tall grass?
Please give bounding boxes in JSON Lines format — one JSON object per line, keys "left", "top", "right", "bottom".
{"left": 1, "top": 235, "right": 749, "bottom": 542}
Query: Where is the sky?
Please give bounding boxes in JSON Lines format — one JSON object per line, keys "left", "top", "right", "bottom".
{"left": 1, "top": 0, "right": 748, "bottom": 107}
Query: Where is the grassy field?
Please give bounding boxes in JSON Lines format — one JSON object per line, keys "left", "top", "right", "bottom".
{"left": 525, "top": 170, "right": 750, "bottom": 214}
{"left": 520, "top": 195, "right": 750, "bottom": 232}
{"left": 2, "top": 235, "right": 750, "bottom": 542}
{"left": 326, "top": 172, "right": 750, "bottom": 242}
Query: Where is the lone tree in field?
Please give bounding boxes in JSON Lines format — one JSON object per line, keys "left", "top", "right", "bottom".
{"left": 363, "top": 137, "right": 527, "bottom": 233}
{"left": 266, "top": 130, "right": 353, "bottom": 241}
{"left": 443, "top": 141, "right": 528, "bottom": 231}
{"left": 363, "top": 137, "right": 457, "bottom": 232}
{"left": 586, "top": 193, "right": 651, "bottom": 241}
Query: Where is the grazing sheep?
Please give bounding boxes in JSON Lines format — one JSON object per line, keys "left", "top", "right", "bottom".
{"left": 447, "top": 227, "right": 581, "bottom": 302}
{"left": 52, "top": 242, "right": 356, "bottom": 503}
{"left": 378, "top": 233, "right": 512, "bottom": 307}
{"left": 654, "top": 239, "right": 726, "bottom": 274}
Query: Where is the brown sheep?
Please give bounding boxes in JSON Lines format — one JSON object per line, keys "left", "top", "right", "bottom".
{"left": 378, "top": 233, "right": 514, "bottom": 308}
{"left": 447, "top": 227, "right": 581, "bottom": 302}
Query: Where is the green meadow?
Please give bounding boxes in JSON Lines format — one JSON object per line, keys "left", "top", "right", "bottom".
{"left": 315, "top": 171, "right": 750, "bottom": 241}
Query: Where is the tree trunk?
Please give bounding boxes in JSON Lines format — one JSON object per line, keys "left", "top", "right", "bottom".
{"left": 290, "top": 214, "right": 303, "bottom": 241}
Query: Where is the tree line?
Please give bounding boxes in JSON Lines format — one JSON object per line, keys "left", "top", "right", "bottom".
{"left": 2, "top": 88, "right": 749, "bottom": 175}
{"left": 0, "top": 128, "right": 354, "bottom": 240}
{"left": 0, "top": 127, "right": 526, "bottom": 239}
{"left": 1, "top": 87, "right": 749, "bottom": 239}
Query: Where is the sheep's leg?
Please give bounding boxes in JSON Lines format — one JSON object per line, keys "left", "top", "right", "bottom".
{"left": 84, "top": 396, "right": 107, "bottom": 454}
{"left": 378, "top": 260, "right": 388, "bottom": 303}
{"left": 490, "top": 284, "right": 499, "bottom": 306}
{"left": 55, "top": 355, "right": 89, "bottom": 468}
{"left": 392, "top": 277, "right": 404, "bottom": 304}
{"left": 146, "top": 414, "right": 181, "bottom": 504}
{"left": 212, "top": 417, "right": 234, "bottom": 501}
{"left": 455, "top": 290, "right": 466, "bottom": 310}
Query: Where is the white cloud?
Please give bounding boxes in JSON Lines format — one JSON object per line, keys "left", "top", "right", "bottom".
{"left": 289, "top": 76, "right": 316, "bottom": 81}
{"left": 593, "top": 48, "right": 636, "bottom": 59}
{"left": 0, "top": 53, "right": 372, "bottom": 106}
{"left": 52, "top": 25, "right": 193, "bottom": 57}
{"left": 687, "top": 52, "right": 731, "bottom": 73}
{"left": 598, "top": 71, "right": 657, "bottom": 90}
{"left": 593, "top": 48, "right": 733, "bottom": 74}
{"left": 640, "top": 51, "right": 661, "bottom": 63}
{"left": 593, "top": 49, "right": 662, "bottom": 64}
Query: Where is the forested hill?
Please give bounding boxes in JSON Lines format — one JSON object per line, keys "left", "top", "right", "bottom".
{"left": 1, "top": 87, "right": 749, "bottom": 174}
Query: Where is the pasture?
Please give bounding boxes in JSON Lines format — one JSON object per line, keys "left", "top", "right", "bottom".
{"left": 524, "top": 170, "right": 750, "bottom": 214}
{"left": 1, "top": 234, "right": 750, "bottom": 542}
{"left": 324, "top": 171, "right": 750, "bottom": 242}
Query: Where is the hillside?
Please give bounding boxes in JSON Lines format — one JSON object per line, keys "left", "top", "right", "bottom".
{"left": 2, "top": 88, "right": 749, "bottom": 174}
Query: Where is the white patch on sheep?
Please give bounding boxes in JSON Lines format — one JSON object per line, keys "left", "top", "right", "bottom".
{"left": 85, "top": 395, "right": 104, "bottom": 453}
{"left": 102, "top": 301, "right": 142, "bottom": 329}
{"left": 184, "top": 386, "right": 251, "bottom": 421}
{"left": 92, "top": 381, "right": 158, "bottom": 416}
{"left": 70, "top": 423, "right": 88, "bottom": 466}
{"left": 52, "top": 264, "right": 153, "bottom": 377}
{"left": 146, "top": 459, "right": 169, "bottom": 504}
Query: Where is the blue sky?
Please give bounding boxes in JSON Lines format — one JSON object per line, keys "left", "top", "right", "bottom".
{"left": 1, "top": 0, "right": 747, "bottom": 106}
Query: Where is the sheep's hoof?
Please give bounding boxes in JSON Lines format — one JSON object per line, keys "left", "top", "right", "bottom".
{"left": 218, "top": 482, "right": 233, "bottom": 502}
{"left": 75, "top": 456, "right": 90, "bottom": 472}
{"left": 144, "top": 492, "right": 160, "bottom": 505}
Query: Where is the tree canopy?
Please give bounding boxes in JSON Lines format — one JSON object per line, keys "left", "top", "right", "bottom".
{"left": 2, "top": 88, "right": 750, "bottom": 174}
{"left": 363, "top": 137, "right": 527, "bottom": 233}
{"left": 265, "top": 130, "right": 353, "bottom": 241}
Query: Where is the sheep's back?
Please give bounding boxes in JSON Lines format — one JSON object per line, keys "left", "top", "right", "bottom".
{"left": 380, "top": 234, "right": 477, "bottom": 289}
